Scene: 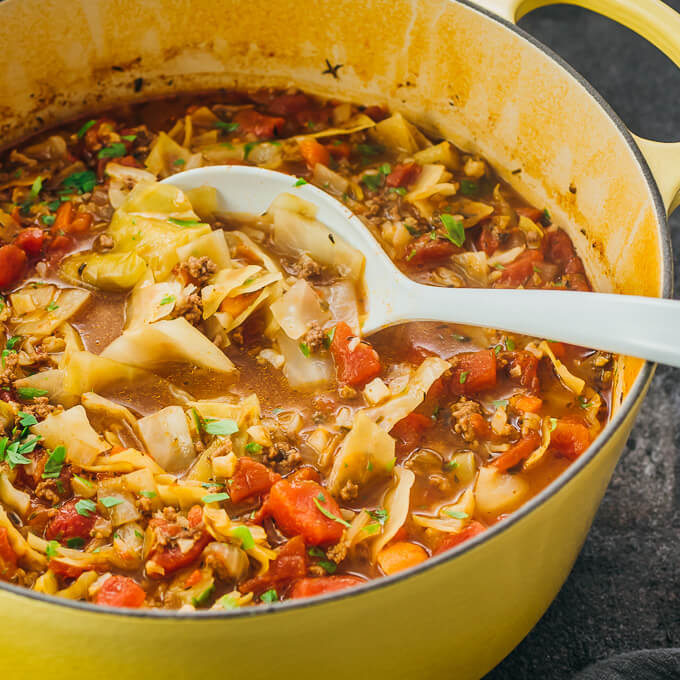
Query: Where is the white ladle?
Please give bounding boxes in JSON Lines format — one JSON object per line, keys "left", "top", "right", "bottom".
{"left": 165, "top": 166, "right": 680, "bottom": 367}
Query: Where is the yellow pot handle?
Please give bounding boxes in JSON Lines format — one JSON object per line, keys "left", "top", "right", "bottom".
{"left": 468, "top": 0, "right": 680, "bottom": 215}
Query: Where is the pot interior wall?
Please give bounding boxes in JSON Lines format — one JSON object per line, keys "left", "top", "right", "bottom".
{"left": 0, "top": 0, "right": 666, "bottom": 405}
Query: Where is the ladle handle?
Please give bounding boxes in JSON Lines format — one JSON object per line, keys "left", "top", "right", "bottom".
{"left": 373, "top": 283, "right": 680, "bottom": 367}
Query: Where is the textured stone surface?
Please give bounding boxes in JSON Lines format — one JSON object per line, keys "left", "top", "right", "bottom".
{"left": 486, "top": 3, "right": 680, "bottom": 678}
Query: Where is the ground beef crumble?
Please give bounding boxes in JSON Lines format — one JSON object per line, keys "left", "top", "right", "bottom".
{"left": 178, "top": 256, "right": 217, "bottom": 286}
{"left": 450, "top": 397, "right": 483, "bottom": 445}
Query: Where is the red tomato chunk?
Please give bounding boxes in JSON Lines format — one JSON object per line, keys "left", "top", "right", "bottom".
{"left": 550, "top": 419, "right": 591, "bottom": 460}
{"left": 241, "top": 535, "right": 307, "bottom": 597}
{"left": 95, "top": 575, "right": 146, "bottom": 608}
{"left": 45, "top": 498, "right": 96, "bottom": 544}
{"left": 0, "top": 244, "right": 27, "bottom": 290}
{"left": 330, "top": 321, "right": 381, "bottom": 387}
{"left": 450, "top": 350, "right": 497, "bottom": 395}
{"left": 229, "top": 457, "right": 281, "bottom": 504}
{"left": 289, "top": 575, "right": 364, "bottom": 599}
{"left": 434, "top": 521, "right": 486, "bottom": 555}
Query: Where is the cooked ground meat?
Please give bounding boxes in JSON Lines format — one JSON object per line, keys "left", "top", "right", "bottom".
{"left": 19, "top": 396, "right": 59, "bottom": 421}
{"left": 34, "top": 479, "right": 61, "bottom": 504}
{"left": 173, "top": 292, "right": 203, "bottom": 326}
{"left": 93, "top": 233, "right": 115, "bottom": 252}
{"left": 178, "top": 256, "right": 217, "bottom": 286}
{"left": 291, "top": 253, "right": 322, "bottom": 279}
{"left": 450, "top": 397, "right": 483, "bottom": 444}
{"left": 302, "top": 322, "right": 326, "bottom": 353}
{"left": 263, "top": 434, "right": 302, "bottom": 475}
{"left": 0, "top": 351, "right": 19, "bottom": 386}
{"left": 339, "top": 480, "right": 359, "bottom": 502}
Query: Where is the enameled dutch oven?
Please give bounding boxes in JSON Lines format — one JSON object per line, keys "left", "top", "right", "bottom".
{"left": 1, "top": 0, "right": 680, "bottom": 678}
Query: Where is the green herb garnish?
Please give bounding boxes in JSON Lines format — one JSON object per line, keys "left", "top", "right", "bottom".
{"left": 42, "top": 445, "right": 66, "bottom": 479}
{"left": 202, "top": 492, "right": 230, "bottom": 504}
{"left": 459, "top": 371, "right": 469, "bottom": 384}
{"left": 62, "top": 170, "right": 97, "bottom": 194}
{"left": 66, "top": 537, "right": 85, "bottom": 549}
{"left": 45, "top": 540, "right": 59, "bottom": 559}
{"left": 100, "top": 496, "right": 124, "bottom": 508}
{"left": 75, "top": 499, "right": 97, "bottom": 517}
{"left": 492, "top": 399, "right": 509, "bottom": 409}
{"left": 245, "top": 442, "right": 263, "bottom": 453}
{"left": 203, "top": 418, "right": 239, "bottom": 436}
{"left": 214, "top": 121, "right": 239, "bottom": 132}
{"left": 139, "top": 490, "right": 157, "bottom": 499}
{"left": 97, "top": 143, "right": 126, "bottom": 159}
{"left": 260, "top": 589, "right": 278, "bottom": 603}
{"left": 231, "top": 526, "right": 255, "bottom": 550}
{"left": 441, "top": 214, "right": 465, "bottom": 247}
{"left": 314, "top": 494, "right": 350, "bottom": 527}
{"left": 76, "top": 120, "right": 96, "bottom": 138}
{"left": 192, "top": 585, "right": 215, "bottom": 608}
{"left": 460, "top": 180, "right": 478, "bottom": 196}
{"left": 367, "top": 508, "right": 388, "bottom": 525}
{"left": 295, "top": 177, "right": 308, "bottom": 187}
{"left": 299, "top": 342, "right": 311, "bottom": 358}
{"left": 168, "top": 217, "right": 201, "bottom": 227}
{"left": 159, "top": 295, "right": 175, "bottom": 306}
{"left": 445, "top": 510, "right": 469, "bottom": 520}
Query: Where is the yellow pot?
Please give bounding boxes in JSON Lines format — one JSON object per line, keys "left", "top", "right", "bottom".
{"left": 1, "top": 0, "right": 679, "bottom": 678}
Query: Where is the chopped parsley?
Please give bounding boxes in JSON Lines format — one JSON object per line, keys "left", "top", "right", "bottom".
{"left": 100, "top": 496, "right": 124, "bottom": 508}
{"left": 542, "top": 208, "right": 552, "bottom": 224}
{"left": 367, "top": 508, "right": 388, "bottom": 525}
{"left": 18, "top": 411, "right": 38, "bottom": 427}
{"left": 299, "top": 342, "right": 311, "bottom": 358}
{"left": 294, "top": 177, "right": 308, "bottom": 187}
{"left": 314, "top": 494, "right": 350, "bottom": 527}
{"left": 492, "top": 399, "right": 509, "bottom": 409}
{"left": 245, "top": 442, "right": 263, "bottom": 453}
{"left": 45, "top": 540, "right": 59, "bottom": 559}
{"left": 192, "top": 585, "right": 215, "bottom": 608}
{"left": 231, "top": 526, "right": 255, "bottom": 550}
{"left": 41, "top": 215, "right": 56, "bottom": 226}
{"left": 173, "top": 158, "right": 186, "bottom": 166}
{"left": 168, "top": 217, "right": 201, "bottom": 227}
{"left": 76, "top": 120, "right": 96, "bottom": 138}
{"left": 66, "top": 537, "right": 85, "bottom": 549}
{"left": 201, "top": 492, "right": 230, "bottom": 504}
{"left": 445, "top": 510, "right": 469, "bottom": 520}
{"left": 441, "top": 213, "right": 465, "bottom": 247}
{"left": 308, "top": 547, "right": 337, "bottom": 574}
{"left": 459, "top": 371, "right": 469, "bottom": 384}
{"left": 75, "top": 499, "right": 97, "bottom": 517}
{"left": 6, "top": 436, "right": 41, "bottom": 468}
{"left": 159, "top": 294, "right": 176, "bottom": 306}
{"left": 459, "top": 179, "right": 478, "bottom": 196}
{"left": 120, "top": 134, "right": 137, "bottom": 142}
{"left": 45, "top": 301, "right": 59, "bottom": 312}
{"left": 203, "top": 418, "right": 239, "bottom": 436}
{"left": 389, "top": 186, "right": 407, "bottom": 196}
{"left": 42, "top": 445, "right": 66, "bottom": 479}
{"left": 214, "top": 121, "right": 239, "bottom": 132}
{"left": 505, "top": 337, "right": 516, "bottom": 351}
{"left": 444, "top": 460, "right": 459, "bottom": 471}
{"left": 260, "top": 589, "right": 278, "bottom": 603}
{"left": 62, "top": 170, "right": 97, "bottom": 194}
{"left": 406, "top": 248, "right": 416, "bottom": 262}
{"left": 97, "top": 143, "right": 126, "bottom": 159}
{"left": 324, "top": 326, "right": 336, "bottom": 348}
{"left": 29, "top": 176, "right": 43, "bottom": 199}
{"left": 139, "top": 490, "right": 157, "bottom": 499}
{"left": 361, "top": 172, "right": 383, "bottom": 191}
{"left": 218, "top": 594, "right": 240, "bottom": 610}
{"left": 73, "top": 474, "right": 93, "bottom": 488}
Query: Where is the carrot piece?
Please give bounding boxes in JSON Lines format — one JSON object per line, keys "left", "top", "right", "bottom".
{"left": 514, "top": 395, "right": 543, "bottom": 413}
{"left": 184, "top": 569, "right": 202, "bottom": 588}
{"left": 377, "top": 541, "right": 428, "bottom": 575}
{"left": 492, "top": 431, "right": 542, "bottom": 472}
{"left": 298, "top": 138, "right": 331, "bottom": 169}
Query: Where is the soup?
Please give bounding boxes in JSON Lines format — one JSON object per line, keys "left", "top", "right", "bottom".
{"left": 0, "top": 90, "right": 612, "bottom": 609}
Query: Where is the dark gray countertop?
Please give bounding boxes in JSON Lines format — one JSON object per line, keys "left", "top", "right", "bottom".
{"left": 486, "top": 3, "right": 680, "bottom": 678}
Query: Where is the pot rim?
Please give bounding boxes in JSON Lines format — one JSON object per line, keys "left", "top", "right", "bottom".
{"left": 0, "top": 0, "right": 672, "bottom": 620}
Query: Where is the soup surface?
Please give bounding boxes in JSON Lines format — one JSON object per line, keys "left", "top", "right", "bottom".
{"left": 0, "top": 90, "right": 612, "bottom": 610}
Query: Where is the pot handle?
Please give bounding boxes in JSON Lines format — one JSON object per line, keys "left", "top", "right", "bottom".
{"left": 467, "top": 0, "right": 680, "bottom": 216}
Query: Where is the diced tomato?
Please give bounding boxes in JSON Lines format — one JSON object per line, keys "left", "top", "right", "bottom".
{"left": 233, "top": 109, "right": 285, "bottom": 139}
{"left": 492, "top": 431, "right": 542, "bottom": 472}
{"left": 516, "top": 206, "right": 543, "bottom": 223}
{"left": 229, "top": 457, "right": 281, "bottom": 504}
{"left": 187, "top": 504, "right": 203, "bottom": 528}
{"left": 434, "top": 521, "right": 486, "bottom": 555}
{"left": 550, "top": 419, "right": 591, "bottom": 461}
{"left": 494, "top": 249, "right": 544, "bottom": 288}
{"left": 51, "top": 201, "right": 93, "bottom": 236}
{"left": 298, "top": 138, "right": 330, "bottom": 169}
{"left": 95, "top": 575, "right": 146, "bottom": 608}
{"left": 49, "top": 559, "right": 87, "bottom": 579}
{"left": 478, "top": 222, "right": 499, "bottom": 256}
{"left": 330, "top": 321, "right": 381, "bottom": 387}
{"left": 14, "top": 227, "right": 45, "bottom": 256}
{"left": 267, "top": 93, "right": 312, "bottom": 116}
{"left": 503, "top": 350, "right": 540, "bottom": 394}
{"left": 288, "top": 575, "right": 364, "bottom": 599}
{"left": 0, "top": 527, "right": 18, "bottom": 579}
{"left": 148, "top": 531, "right": 210, "bottom": 577}
{"left": 45, "top": 498, "right": 96, "bottom": 544}
{"left": 328, "top": 141, "right": 352, "bottom": 159}
{"left": 0, "top": 244, "right": 27, "bottom": 290}
{"left": 363, "top": 105, "right": 388, "bottom": 122}
{"left": 390, "top": 413, "right": 432, "bottom": 455}
{"left": 407, "top": 234, "right": 460, "bottom": 265}
{"left": 544, "top": 228, "right": 582, "bottom": 273}
{"left": 48, "top": 234, "right": 74, "bottom": 253}
{"left": 287, "top": 466, "right": 321, "bottom": 484}
{"left": 240, "top": 535, "right": 307, "bottom": 596}
{"left": 386, "top": 162, "right": 421, "bottom": 188}
{"left": 450, "top": 350, "right": 497, "bottom": 395}
{"left": 468, "top": 413, "right": 492, "bottom": 439}
{"left": 263, "top": 479, "right": 345, "bottom": 546}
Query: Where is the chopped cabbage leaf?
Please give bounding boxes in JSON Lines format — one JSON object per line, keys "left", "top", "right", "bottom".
{"left": 475, "top": 466, "right": 529, "bottom": 516}
{"left": 13, "top": 288, "right": 90, "bottom": 338}
{"left": 270, "top": 279, "right": 330, "bottom": 340}
{"left": 276, "top": 330, "right": 333, "bottom": 391}
{"left": 101, "top": 318, "right": 235, "bottom": 374}
{"left": 125, "top": 280, "right": 183, "bottom": 328}
{"left": 371, "top": 467, "right": 415, "bottom": 558}
{"left": 138, "top": 406, "right": 196, "bottom": 473}
{"left": 363, "top": 357, "right": 450, "bottom": 431}
{"left": 328, "top": 414, "right": 396, "bottom": 495}
{"left": 60, "top": 252, "right": 148, "bottom": 291}
{"left": 370, "top": 113, "right": 429, "bottom": 155}
{"left": 31, "top": 405, "right": 110, "bottom": 466}
{"left": 176, "top": 229, "right": 231, "bottom": 271}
